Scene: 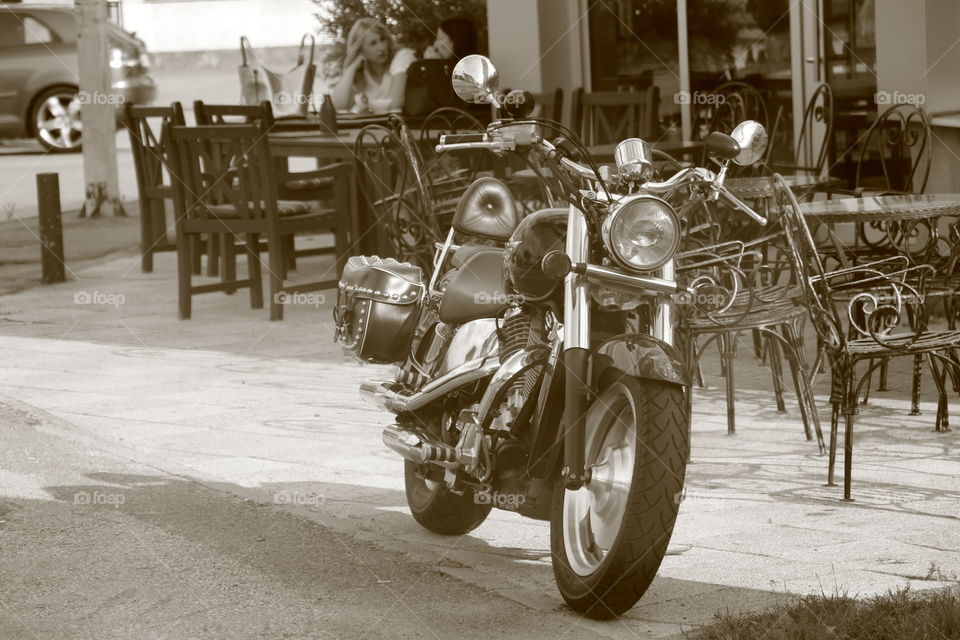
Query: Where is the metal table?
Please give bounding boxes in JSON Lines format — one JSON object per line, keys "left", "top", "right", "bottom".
{"left": 799, "top": 194, "right": 960, "bottom": 268}
{"left": 798, "top": 194, "right": 960, "bottom": 223}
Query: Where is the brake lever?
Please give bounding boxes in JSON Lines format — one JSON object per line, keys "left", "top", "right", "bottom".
{"left": 718, "top": 185, "right": 768, "bottom": 225}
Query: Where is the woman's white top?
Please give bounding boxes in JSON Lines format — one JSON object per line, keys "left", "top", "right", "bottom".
{"left": 360, "top": 47, "right": 416, "bottom": 109}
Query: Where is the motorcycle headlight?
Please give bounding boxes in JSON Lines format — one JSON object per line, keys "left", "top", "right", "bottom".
{"left": 602, "top": 195, "right": 680, "bottom": 271}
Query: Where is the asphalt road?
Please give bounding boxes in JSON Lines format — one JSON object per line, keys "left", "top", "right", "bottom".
{"left": 0, "top": 400, "right": 608, "bottom": 640}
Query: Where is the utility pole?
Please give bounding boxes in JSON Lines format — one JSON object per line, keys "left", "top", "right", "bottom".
{"left": 75, "top": 0, "right": 124, "bottom": 217}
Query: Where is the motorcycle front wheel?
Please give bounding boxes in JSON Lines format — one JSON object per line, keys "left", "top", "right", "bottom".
{"left": 550, "top": 378, "right": 688, "bottom": 619}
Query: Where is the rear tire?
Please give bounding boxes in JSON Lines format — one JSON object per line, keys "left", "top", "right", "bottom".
{"left": 404, "top": 461, "right": 492, "bottom": 535}
{"left": 550, "top": 378, "right": 688, "bottom": 619}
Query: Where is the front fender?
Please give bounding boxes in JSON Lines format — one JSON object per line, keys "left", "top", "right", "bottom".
{"left": 592, "top": 333, "right": 690, "bottom": 387}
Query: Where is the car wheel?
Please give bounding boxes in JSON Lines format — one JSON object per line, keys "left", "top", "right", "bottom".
{"left": 32, "top": 87, "right": 83, "bottom": 152}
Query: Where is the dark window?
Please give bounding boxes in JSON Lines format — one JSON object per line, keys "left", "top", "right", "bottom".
{"left": 0, "top": 13, "right": 26, "bottom": 48}
{"left": 0, "top": 14, "right": 55, "bottom": 48}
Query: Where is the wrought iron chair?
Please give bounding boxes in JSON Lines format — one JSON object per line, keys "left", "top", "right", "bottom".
{"left": 766, "top": 83, "right": 835, "bottom": 197}
{"left": 774, "top": 173, "right": 960, "bottom": 500}
{"left": 354, "top": 122, "right": 445, "bottom": 271}
{"left": 417, "top": 107, "right": 487, "bottom": 217}
{"left": 676, "top": 214, "right": 824, "bottom": 450}
{"left": 817, "top": 104, "right": 935, "bottom": 403}
{"left": 124, "top": 102, "right": 186, "bottom": 273}
{"left": 164, "top": 123, "right": 351, "bottom": 320}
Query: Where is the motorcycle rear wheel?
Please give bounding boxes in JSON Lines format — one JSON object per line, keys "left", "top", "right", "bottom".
{"left": 404, "top": 461, "right": 492, "bottom": 535}
{"left": 550, "top": 378, "right": 688, "bottom": 619}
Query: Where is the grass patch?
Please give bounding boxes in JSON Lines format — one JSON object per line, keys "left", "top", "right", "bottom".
{"left": 689, "top": 586, "right": 960, "bottom": 640}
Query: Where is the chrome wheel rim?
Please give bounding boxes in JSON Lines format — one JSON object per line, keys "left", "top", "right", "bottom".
{"left": 36, "top": 93, "right": 82, "bottom": 150}
{"left": 563, "top": 388, "right": 635, "bottom": 576}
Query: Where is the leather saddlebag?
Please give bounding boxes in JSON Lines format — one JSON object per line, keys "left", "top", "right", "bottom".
{"left": 334, "top": 256, "right": 425, "bottom": 364}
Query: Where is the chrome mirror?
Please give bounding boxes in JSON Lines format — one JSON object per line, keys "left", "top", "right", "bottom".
{"left": 730, "top": 120, "right": 768, "bottom": 166}
{"left": 452, "top": 55, "right": 500, "bottom": 106}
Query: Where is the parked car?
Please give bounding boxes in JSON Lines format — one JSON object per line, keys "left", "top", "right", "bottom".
{"left": 0, "top": 3, "right": 156, "bottom": 151}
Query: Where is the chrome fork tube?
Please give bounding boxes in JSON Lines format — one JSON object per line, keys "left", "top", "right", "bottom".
{"left": 562, "top": 204, "right": 591, "bottom": 489}
{"left": 653, "top": 259, "right": 676, "bottom": 348}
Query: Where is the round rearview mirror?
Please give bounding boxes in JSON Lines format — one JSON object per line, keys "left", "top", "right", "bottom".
{"left": 730, "top": 120, "right": 768, "bottom": 166}
{"left": 452, "top": 55, "right": 500, "bottom": 105}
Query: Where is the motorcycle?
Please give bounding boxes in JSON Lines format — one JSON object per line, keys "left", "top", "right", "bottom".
{"left": 334, "top": 55, "right": 770, "bottom": 618}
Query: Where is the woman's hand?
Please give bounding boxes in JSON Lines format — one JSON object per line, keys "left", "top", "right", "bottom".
{"left": 331, "top": 55, "right": 365, "bottom": 111}
{"left": 346, "top": 55, "right": 365, "bottom": 75}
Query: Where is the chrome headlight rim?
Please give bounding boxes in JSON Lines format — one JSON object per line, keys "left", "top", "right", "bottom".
{"left": 601, "top": 194, "right": 681, "bottom": 272}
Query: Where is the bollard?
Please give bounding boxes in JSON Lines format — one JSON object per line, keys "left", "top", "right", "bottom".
{"left": 36, "top": 173, "right": 65, "bottom": 284}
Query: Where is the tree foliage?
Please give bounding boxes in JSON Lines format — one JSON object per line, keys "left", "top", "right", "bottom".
{"left": 314, "top": 0, "right": 486, "bottom": 75}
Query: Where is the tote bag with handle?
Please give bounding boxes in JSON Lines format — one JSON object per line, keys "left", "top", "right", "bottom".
{"left": 239, "top": 35, "right": 316, "bottom": 118}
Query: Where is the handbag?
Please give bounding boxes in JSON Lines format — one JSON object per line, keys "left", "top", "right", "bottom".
{"left": 403, "top": 59, "right": 457, "bottom": 117}
{"left": 238, "top": 35, "right": 316, "bottom": 118}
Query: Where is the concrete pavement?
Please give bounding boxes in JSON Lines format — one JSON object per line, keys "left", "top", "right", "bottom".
{"left": 0, "top": 246, "right": 958, "bottom": 637}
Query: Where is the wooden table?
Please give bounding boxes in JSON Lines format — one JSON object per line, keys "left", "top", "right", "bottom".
{"left": 269, "top": 129, "right": 391, "bottom": 255}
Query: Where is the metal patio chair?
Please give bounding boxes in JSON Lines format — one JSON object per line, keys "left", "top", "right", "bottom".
{"left": 774, "top": 173, "right": 960, "bottom": 500}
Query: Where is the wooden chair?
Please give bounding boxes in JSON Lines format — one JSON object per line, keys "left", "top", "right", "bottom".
{"left": 194, "top": 100, "right": 340, "bottom": 273}
{"left": 571, "top": 86, "right": 660, "bottom": 146}
{"left": 193, "top": 100, "right": 333, "bottom": 202}
{"left": 164, "top": 123, "right": 351, "bottom": 320}
{"left": 124, "top": 102, "right": 186, "bottom": 273}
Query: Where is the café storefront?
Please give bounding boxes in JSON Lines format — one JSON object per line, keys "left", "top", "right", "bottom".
{"left": 486, "top": 0, "right": 960, "bottom": 191}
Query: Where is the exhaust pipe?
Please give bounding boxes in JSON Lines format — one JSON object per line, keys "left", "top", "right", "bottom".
{"left": 382, "top": 424, "right": 456, "bottom": 463}
{"left": 360, "top": 356, "right": 499, "bottom": 413}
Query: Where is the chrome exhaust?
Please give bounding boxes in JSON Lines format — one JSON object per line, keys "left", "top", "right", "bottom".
{"left": 360, "top": 356, "right": 500, "bottom": 413}
{"left": 382, "top": 424, "right": 456, "bottom": 463}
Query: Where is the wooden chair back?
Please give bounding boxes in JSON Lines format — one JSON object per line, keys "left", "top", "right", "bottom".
{"left": 572, "top": 86, "right": 660, "bottom": 145}
{"left": 165, "top": 123, "right": 279, "bottom": 224}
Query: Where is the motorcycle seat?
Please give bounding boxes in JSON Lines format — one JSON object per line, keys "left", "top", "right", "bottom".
{"left": 438, "top": 247, "right": 512, "bottom": 325}
{"left": 449, "top": 242, "right": 496, "bottom": 268}
{"left": 453, "top": 177, "right": 519, "bottom": 242}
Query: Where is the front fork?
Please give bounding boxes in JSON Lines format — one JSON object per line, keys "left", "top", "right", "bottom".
{"left": 560, "top": 205, "right": 677, "bottom": 490}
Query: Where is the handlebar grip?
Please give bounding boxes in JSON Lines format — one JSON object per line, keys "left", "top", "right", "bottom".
{"left": 439, "top": 133, "right": 487, "bottom": 145}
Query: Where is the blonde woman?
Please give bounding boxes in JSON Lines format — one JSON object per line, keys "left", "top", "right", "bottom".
{"left": 331, "top": 18, "right": 416, "bottom": 113}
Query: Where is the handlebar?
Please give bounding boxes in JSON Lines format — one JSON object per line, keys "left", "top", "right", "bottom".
{"left": 435, "top": 131, "right": 767, "bottom": 225}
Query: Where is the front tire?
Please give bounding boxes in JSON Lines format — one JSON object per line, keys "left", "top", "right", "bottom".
{"left": 404, "top": 461, "right": 492, "bottom": 535}
{"left": 550, "top": 378, "right": 688, "bottom": 619}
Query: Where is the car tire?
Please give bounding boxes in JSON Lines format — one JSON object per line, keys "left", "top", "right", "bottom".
{"left": 31, "top": 86, "right": 83, "bottom": 152}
